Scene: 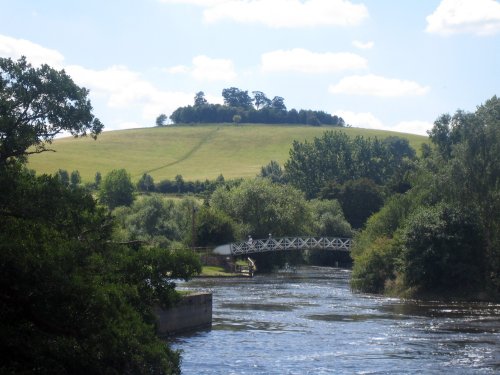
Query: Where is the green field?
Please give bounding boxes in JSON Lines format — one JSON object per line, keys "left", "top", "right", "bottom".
{"left": 28, "top": 124, "right": 429, "bottom": 182}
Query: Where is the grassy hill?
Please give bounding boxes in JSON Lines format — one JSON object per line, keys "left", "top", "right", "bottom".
{"left": 28, "top": 124, "right": 429, "bottom": 182}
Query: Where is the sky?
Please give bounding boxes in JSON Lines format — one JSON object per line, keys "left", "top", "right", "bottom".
{"left": 1, "top": 0, "right": 499, "bottom": 135}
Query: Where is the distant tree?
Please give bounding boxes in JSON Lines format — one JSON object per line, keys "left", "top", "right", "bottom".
{"left": 137, "top": 173, "right": 155, "bottom": 192}
{"left": 271, "top": 96, "right": 287, "bottom": 112}
{"left": 156, "top": 113, "right": 168, "bottom": 127}
{"left": 99, "top": 169, "right": 135, "bottom": 209}
{"left": 259, "top": 160, "right": 286, "bottom": 184}
{"left": 94, "top": 171, "right": 102, "bottom": 188}
{"left": 70, "top": 170, "right": 81, "bottom": 187}
{"left": 174, "top": 174, "right": 184, "bottom": 193}
{"left": 211, "top": 178, "right": 310, "bottom": 238}
{"left": 192, "top": 206, "right": 236, "bottom": 247}
{"left": 0, "top": 57, "right": 103, "bottom": 164}
{"left": 113, "top": 195, "right": 191, "bottom": 247}
{"left": 329, "top": 178, "right": 385, "bottom": 229}
{"left": 285, "top": 131, "right": 416, "bottom": 198}
{"left": 56, "top": 169, "right": 70, "bottom": 186}
{"left": 308, "top": 199, "right": 353, "bottom": 237}
{"left": 194, "top": 91, "right": 208, "bottom": 106}
{"left": 382, "top": 136, "right": 416, "bottom": 161}
{"left": 252, "top": 91, "right": 271, "bottom": 109}
{"left": 222, "top": 87, "right": 253, "bottom": 109}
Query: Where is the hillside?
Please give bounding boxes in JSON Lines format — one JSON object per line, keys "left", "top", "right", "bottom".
{"left": 28, "top": 124, "right": 429, "bottom": 182}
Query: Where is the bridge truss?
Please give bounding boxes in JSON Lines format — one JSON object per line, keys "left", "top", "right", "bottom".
{"left": 230, "top": 237, "right": 352, "bottom": 256}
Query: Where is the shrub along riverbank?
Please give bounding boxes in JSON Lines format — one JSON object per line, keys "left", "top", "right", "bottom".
{"left": 351, "top": 96, "right": 500, "bottom": 301}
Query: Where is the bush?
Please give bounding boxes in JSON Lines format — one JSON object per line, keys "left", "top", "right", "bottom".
{"left": 99, "top": 169, "right": 135, "bottom": 209}
{"left": 351, "top": 235, "right": 402, "bottom": 294}
{"left": 401, "top": 203, "right": 486, "bottom": 294}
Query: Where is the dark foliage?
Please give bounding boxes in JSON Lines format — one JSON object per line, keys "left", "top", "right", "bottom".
{"left": 169, "top": 87, "right": 345, "bottom": 126}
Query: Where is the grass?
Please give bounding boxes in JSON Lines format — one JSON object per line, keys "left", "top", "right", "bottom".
{"left": 200, "top": 266, "right": 238, "bottom": 277}
{"left": 28, "top": 124, "right": 429, "bottom": 182}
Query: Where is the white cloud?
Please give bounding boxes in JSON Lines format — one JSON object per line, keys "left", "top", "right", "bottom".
{"left": 0, "top": 34, "right": 195, "bottom": 130}
{"left": 336, "top": 110, "right": 432, "bottom": 135}
{"left": 426, "top": 0, "right": 500, "bottom": 36}
{"left": 160, "top": 0, "right": 369, "bottom": 28}
{"left": 329, "top": 74, "right": 430, "bottom": 97}
{"left": 336, "top": 110, "right": 384, "bottom": 129}
{"left": 191, "top": 55, "right": 237, "bottom": 81}
{"left": 167, "top": 65, "right": 190, "bottom": 74}
{"left": 166, "top": 55, "right": 237, "bottom": 81}
{"left": 158, "top": 0, "right": 226, "bottom": 5}
{"left": 261, "top": 48, "right": 367, "bottom": 73}
{"left": 0, "top": 34, "right": 64, "bottom": 67}
{"left": 352, "top": 40, "right": 374, "bottom": 49}
{"left": 65, "top": 64, "right": 193, "bottom": 120}
{"left": 392, "top": 120, "right": 433, "bottom": 135}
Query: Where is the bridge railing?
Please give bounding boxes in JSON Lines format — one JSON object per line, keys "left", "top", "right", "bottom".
{"left": 230, "top": 237, "right": 352, "bottom": 256}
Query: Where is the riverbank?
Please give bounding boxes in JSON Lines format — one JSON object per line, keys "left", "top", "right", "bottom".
{"left": 198, "top": 265, "right": 252, "bottom": 278}
{"left": 156, "top": 292, "right": 212, "bottom": 336}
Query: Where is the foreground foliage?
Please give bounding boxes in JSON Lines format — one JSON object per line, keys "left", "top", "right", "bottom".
{"left": 0, "top": 166, "right": 200, "bottom": 374}
{"left": 0, "top": 57, "right": 200, "bottom": 374}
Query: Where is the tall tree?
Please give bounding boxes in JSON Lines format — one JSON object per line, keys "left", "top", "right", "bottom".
{"left": 194, "top": 91, "right": 208, "bottom": 106}
{"left": 252, "top": 91, "right": 271, "bottom": 109}
{"left": 271, "top": 96, "right": 287, "bottom": 112}
{"left": 222, "top": 87, "right": 253, "bottom": 109}
{"left": 56, "top": 169, "right": 70, "bottom": 186}
{"left": 99, "top": 169, "right": 135, "bottom": 209}
{"left": 70, "top": 170, "right": 81, "bottom": 187}
{"left": 0, "top": 57, "right": 103, "bottom": 164}
{"left": 156, "top": 113, "right": 168, "bottom": 127}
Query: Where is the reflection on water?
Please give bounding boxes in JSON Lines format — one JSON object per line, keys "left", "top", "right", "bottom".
{"left": 173, "top": 267, "right": 500, "bottom": 374}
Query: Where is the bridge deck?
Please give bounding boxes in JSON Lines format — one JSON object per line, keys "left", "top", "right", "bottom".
{"left": 230, "top": 237, "right": 352, "bottom": 256}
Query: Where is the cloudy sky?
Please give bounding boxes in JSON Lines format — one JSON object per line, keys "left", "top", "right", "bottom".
{"left": 1, "top": 0, "right": 499, "bottom": 135}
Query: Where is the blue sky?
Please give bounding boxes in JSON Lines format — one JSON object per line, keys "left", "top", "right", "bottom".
{"left": 1, "top": 0, "right": 499, "bottom": 135}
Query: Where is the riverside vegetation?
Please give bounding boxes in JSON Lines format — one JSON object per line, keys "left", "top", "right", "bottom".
{"left": 2, "top": 55, "right": 499, "bottom": 373}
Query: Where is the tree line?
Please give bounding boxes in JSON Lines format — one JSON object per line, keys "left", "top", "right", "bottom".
{"left": 167, "top": 88, "right": 345, "bottom": 126}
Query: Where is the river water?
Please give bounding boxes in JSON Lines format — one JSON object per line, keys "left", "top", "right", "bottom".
{"left": 173, "top": 267, "right": 500, "bottom": 374}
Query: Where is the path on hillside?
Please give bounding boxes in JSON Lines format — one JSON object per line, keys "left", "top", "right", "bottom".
{"left": 139, "top": 127, "right": 219, "bottom": 177}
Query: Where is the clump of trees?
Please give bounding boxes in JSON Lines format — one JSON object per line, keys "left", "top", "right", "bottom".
{"left": 351, "top": 96, "right": 500, "bottom": 300}
{"left": 99, "top": 168, "right": 135, "bottom": 209}
{"left": 0, "top": 56, "right": 199, "bottom": 373}
{"left": 209, "top": 178, "right": 353, "bottom": 271}
{"left": 169, "top": 88, "right": 345, "bottom": 126}
{"left": 284, "top": 131, "right": 416, "bottom": 199}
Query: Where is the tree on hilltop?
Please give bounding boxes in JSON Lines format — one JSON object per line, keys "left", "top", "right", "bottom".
{"left": 194, "top": 91, "right": 208, "bottom": 106}
{"left": 222, "top": 87, "right": 253, "bottom": 109}
{"left": 252, "top": 91, "right": 271, "bottom": 109}
{"left": 156, "top": 113, "right": 168, "bottom": 126}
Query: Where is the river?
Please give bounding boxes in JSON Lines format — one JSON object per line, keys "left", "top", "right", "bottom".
{"left": 173, "top": 267, "right": 500, "bottom": 374}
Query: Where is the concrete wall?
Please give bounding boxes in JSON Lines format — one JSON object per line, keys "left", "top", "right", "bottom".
{"left": 155, "top": 292, "right": 212, "bottom": 336}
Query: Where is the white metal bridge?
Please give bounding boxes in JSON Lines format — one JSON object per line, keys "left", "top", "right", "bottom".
{"left": 224, "top": 237, "right": 352, "bottom": 256}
